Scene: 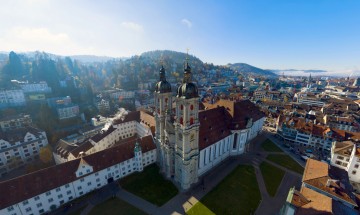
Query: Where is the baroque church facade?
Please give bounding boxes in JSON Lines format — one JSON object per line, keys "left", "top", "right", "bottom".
{"left": 154, "top": 63, "right": 265, "bottom": 190}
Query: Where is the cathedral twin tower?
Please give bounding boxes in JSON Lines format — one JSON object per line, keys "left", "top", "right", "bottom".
{"left": 154, "top": 62, "right": 200, "bottom": 190}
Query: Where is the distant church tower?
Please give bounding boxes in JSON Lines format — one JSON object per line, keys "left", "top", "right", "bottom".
{"left": 174, "top": 61, "right": 200, "bottom": 190}
{"left": 154, "top": 66, "right": 172, "bottom": 176}
{"left": 353, "top": 77, "right": 360, "bottom": 87}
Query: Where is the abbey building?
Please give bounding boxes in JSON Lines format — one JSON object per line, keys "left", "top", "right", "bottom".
{"left": 0, "top": 63, "right": 265, "bottom": 215}
{"left": 154, "top": 63, "right": 265, "bottom": 190}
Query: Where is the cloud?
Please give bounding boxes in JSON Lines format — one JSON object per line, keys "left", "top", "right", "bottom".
{"left": 121, "top": 22, "right": 143, "bottom": 32}
{"left": 0, "top": 27, "right": 95, "bottom": 55}
{"left": 181, "top": 18, "right": 192, "bottom": 28}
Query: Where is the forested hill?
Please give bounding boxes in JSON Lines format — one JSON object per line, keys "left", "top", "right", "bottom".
{"left": 228, "top": 63, "right": 276, "bottom": 77}
{"left": 0, "top": 50, "right": 277, "bottom": 93}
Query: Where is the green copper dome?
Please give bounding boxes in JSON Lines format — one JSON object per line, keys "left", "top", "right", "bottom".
{"left": 155, "top": 66, "right": 172, "bottom": 93}
{"left": 176, "top": 62, "right": 198, "bottom": 99}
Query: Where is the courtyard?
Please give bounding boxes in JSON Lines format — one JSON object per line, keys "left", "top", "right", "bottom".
{"left": 62, "top": 134, "right": 302, "bottom": 215}
{"left": 266, "top": 154, "right": 304, "bottom": 174}
{"left": 187, "top": 165, "right": 261, "bottom": 215}
{"left": 119, "top": 164, "right": 178, "bottom": 206}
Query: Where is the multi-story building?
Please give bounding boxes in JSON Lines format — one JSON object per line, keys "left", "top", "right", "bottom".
{"left": 53, "top": 110, "right": 155, "bottom": 164}
{"left": 0, "top": 114, "right": 32, "bottom": 132}
{"left": 109, "top": 89, "right": 135, "bottom": 100}
{"left": 15, "top": 81, "right": 52, "bottom": 94}
{"left": 253, "top": 90, "right": 281, "bottom": 101}
{"left": 324, "top": 115, "right": 358, "bottom": 132}
{"left": 276, "top": 116, "right": 334, "bottom": 151}
{"left": 0, "top": 89, "right": 26, "bottom": 109}
{"left": 47, "top": 96, "right": 80, "bottom": 120}
{"left": 0, "top": 127, "right": 49, "bottom": 176}
{"left": 0, "top": 136, "right": 156, "bottom": 215}
{"left": 94, "top": 98, "right": 110, "bottom": 113}
{"left": 154, "top": 65, "right": 265, "bottom": 190}
{"left": 296, "top": 92, "right": 325, "bottom": 107}
{"left": 57, "top": 104, "right": 80, "bottom": 120}
{"left": 331, "top": 141, "right": 360, "bottom": 192}
{"left": 280, "top": 159, "right": 359, "bottom": 215}
{"left": 47, "top": 96, "right": 72, "bottom": 108}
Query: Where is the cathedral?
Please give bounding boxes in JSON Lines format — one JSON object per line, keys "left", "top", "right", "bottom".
{"left": 154, "top": 62, "right": 265, "bottom": 190}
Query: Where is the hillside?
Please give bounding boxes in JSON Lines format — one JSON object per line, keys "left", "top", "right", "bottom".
{"left": 0, "top": 50, "right": 279, "bottom": 93}
{"left": 228, "top": 63, "right": 276, "bottom": 77}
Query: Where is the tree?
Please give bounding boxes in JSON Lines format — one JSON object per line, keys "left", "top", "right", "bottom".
{"left": 39, "top": 145, "right": 53, "bottom": 164}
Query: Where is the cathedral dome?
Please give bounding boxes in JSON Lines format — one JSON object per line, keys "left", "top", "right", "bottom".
{"left": 177, "top": 82, "right": 198, "bottom": 99}
{"left": 155, "top": 66, "right": 172, "bottom": 93}
{"left": 155, "top": 81, "right": 172, "bottom": 93}
{"left": 176, "top": 62, "right": 198, "bottom": 99}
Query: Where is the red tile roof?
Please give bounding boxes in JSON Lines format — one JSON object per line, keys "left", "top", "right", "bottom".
{"left": 199, "top": 107, "right": 232, "bottom": 150}
{"left": 302, "top": 159, "right": 357, "bottom": 207}
{"left": 203, "top": 99, "right": 266, "bottom": 130}
{"left": 0, "top": 135, "right": 155, "bottom": 210}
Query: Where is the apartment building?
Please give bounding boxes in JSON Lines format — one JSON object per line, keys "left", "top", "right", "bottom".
{"left": 0, "top": 127, "right": 49, "bottom": 176}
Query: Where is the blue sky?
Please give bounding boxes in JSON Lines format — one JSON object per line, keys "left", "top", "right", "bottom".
{"left": 0, "top": 0, "right": 359, "bottom": 74}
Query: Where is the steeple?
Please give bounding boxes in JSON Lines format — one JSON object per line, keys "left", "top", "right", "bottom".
{"left": 159, "top": 65, "right": 166, "bottom": 81}
{"left": 176, "top": 51, "right": 198, "bottom": 99}
{"left": 155, "top": 65, "right": 171, "bottom": 93}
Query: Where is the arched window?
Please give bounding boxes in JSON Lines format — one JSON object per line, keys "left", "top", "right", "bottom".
{"left": 190, "top": 117, "right": 194, "bottom": 125}
{"left": 180, "top": 117, "right": 183, "bottom": 125}
{"left": 165, "top": 98, "right": 168, "bottom": 103}
{"left": 190, "top": 104, "right": 194, "bottom": 110}
{"left": 180, "top": 105, "right": 183, "bottom": 110}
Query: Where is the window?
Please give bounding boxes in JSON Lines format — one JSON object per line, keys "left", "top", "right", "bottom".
{"left": 48, "top": 198, "right": 53, "bottom": 203}
{"left": 355, "top": 164, "right": 359, "bottom": 169}
{"left": 26, "top": 207, "right": 32, "bottom": 212}
{"left": 39, "top": 209, "right": 44, "bottom": 214}
{"left": 58, "top": 194, "right": 63, "bottom": 199}
{"left": 67, "top": 190, "right": 71, "bottom": 195}
{"left": 352, "top": 170, "right": 357, "bottom": 175}
{"left": 338, "top": 156, "right": 344, "bottom": 160}
{"left": 36, "top": 203, "right": 42, "bottom": 208}
{"left": 34, "top": 196, "right": 40, "bottom": 201}
{"left": 23, "top": 200, "right": 29, "bottom": 205}
{"left": 46, "top": 191, "right": 51, "bottom": 196}
{"left": 77, "top": 186, "right": 82, "bottom": 190}
{"left": 87, "top": 182, "right": 91, "bottom": 186}
{"left": 80, "top": 178, "right": 84, "bottom": 182}
{"left": 56, "top": 188, "right": 61, "bottom": 192}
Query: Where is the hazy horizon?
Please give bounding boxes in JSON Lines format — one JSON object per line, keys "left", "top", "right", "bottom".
{"left": 1, "top": 0, "right": 360, "bottom": 75}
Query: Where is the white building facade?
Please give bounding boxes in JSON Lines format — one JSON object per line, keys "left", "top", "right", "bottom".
{"left": 154, "top": 65, "right": 265, "bottom": 190}
{"left": 0, "top": 136, "right": 156, "bottom": 215}
{"left": 0, "top": 127, "right": 49, "bottom": 176}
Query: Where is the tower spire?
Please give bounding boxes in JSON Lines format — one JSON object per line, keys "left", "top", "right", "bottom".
{"left": 159, "top": 65, "right": 166, "bottom": 81}
{"left": 183, "top": 48, "right": 192, "bottom": 83}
